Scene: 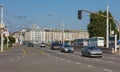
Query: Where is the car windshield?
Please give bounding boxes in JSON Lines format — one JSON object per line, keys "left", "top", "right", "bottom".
{"left": 63, "top": 45, "right": 72, "bottom": 48}
{"left": 89, "top": 47, "right": 99, "bottom": 50}
{"left": 52, "top": 43, "right": 61, "bottom": 46}
{"left": 41, "top": 43, "right": 45, "bottom": 44}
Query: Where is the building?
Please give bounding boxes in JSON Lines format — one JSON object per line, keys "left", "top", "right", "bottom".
{"left": 13, "top": 24, "right": 89, "bottom": 44}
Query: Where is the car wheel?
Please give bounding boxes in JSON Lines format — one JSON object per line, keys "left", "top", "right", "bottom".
{"left": 82, "top": 52, "right": 85, "bottom": 56}
{"left": 88, "top": 53, "right": 91, "bottom": 57}
{"left": 99, "top": 56, "right": 102, "bottom": 58}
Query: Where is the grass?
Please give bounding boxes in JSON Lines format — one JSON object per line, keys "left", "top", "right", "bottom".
{"left": 0, "top": 44, "right": 12, "bottom": 51}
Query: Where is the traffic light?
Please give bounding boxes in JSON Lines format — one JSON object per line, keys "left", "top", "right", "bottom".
{"left": 78, "top": 10, "right": 82, "bottom": 19}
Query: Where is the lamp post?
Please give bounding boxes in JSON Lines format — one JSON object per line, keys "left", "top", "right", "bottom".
{"left": 106, "top": 0, "right": 109, "bottom": 48}
{"left": 0, "top": 4, "right": 5, "bottom": 52}
{"left": 62, "top": 22, "right": 64, "bottom": 44}
{"left": 48, "top": 13, "right": 53, "bottom": 43}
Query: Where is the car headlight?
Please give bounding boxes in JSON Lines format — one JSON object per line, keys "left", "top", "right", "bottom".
{"left": 65, "top": 48, "right": 68, "bottom": 51}
{"left": 71, "top": 48, "right": 74, "bottom": 51}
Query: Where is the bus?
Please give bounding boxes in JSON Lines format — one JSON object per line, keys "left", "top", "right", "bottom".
{"left": 74, "top": 38, "right": 88, "bottom": 47}
{"left": 88, "top": 37, "right": 104, "bottom": 47}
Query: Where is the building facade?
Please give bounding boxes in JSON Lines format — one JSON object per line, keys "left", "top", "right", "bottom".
{"left": 13, "top": 24, "right": 89, "bottom": 44}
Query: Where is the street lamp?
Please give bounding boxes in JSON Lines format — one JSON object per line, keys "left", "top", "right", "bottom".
{"left": 48, "top": 13, "right": 54, "bottom": 43}
{"left": 62, "top": 22, "right": 65, "bottom": 44}
{"left": 106, "top": 0, "right": 109, "bottom": 48}
{"left": 0, "top": 4, "right": 5, "bottom": 52}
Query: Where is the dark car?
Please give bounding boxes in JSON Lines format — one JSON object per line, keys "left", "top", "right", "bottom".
{"left": 28, "top": 43, "right": 33, "bottom": 47}
{"left": 60, "top": 44, "right": 74, "bottom": 53}
{"left": 81, "top": 46, "right": 102, "bottom": 57}
{"left": 51, "top": 42, "right": 61, "bottom": 50}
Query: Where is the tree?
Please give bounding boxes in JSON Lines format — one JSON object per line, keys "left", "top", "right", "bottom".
{"left": 87, "top": 10, "right": 118, "bottom": 40}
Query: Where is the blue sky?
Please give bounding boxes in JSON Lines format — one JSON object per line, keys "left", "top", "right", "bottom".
{"left": 0, "top": 0, "right": 120, "bottom": 32}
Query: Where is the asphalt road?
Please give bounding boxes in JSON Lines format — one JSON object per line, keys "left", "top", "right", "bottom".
{"left": 0, "top": 45, "right": 120, "bottom": 72}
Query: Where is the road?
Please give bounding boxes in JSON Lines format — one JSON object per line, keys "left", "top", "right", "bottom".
{"left": 0, "top": 45, "right": 120, "bottom": 72}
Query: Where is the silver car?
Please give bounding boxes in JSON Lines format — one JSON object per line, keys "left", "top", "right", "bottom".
{"left": 60, "top": 44, "right": 74, "bottom": 53}
{"left": 81, "top": 46, "right": 102, "bottom": 57}
{"left": 40, "top": 42, "right": 46, "bottom": 47}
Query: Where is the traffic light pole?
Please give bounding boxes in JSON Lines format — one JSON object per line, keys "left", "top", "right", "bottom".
{"left": 78, "top": 9, "right": 120, "bottom": 48}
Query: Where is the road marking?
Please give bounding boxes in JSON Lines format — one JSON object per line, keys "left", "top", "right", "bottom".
{"left": 107, "top": 61, "right": 114, "bottom": 64}
{"left": 67, "top": 60, "right": 71, "bottom": 62}
{"left": 55, "top": 57, "right": 58, "bottom": 59}
{"left": 22, "top": 49, "right": 27, "bottom": 56}
{"left": 32, "top": 48, "right": 45, "bottom": 55}
{"left": 87, "top": 65, "right": 94, "bottom": 68}
{"left": 104, "top": 69, "right": 113, "bottom": 72}
{"left": 9, "top": 59, "right": 14, "bottom": 61}
{"left": 78, "top": 56, "right": 81, "bottom": 58}
{"left": 18, "top": 57, "right": 21, "bottom": 59}
{"left": 96, "top": 59, "right": 101, "bottom": 62}
{"left": 75, "top": 62, "right": 81, "bottom": 64}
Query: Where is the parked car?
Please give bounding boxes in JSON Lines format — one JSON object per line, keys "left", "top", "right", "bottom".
{"left": 51, "top": 42, "right": 61, "bottom": 50}
{"left": 28, "top": 43, "right": 33, "bottom": 47}
{"left": 81, "top": 46, "right": 102, "bottom": 57}
{"left": 40, "top": 42, "right": 46, "bottom": 47}
{"left": 60, "top": 44, "right": 74, "bottom": 53}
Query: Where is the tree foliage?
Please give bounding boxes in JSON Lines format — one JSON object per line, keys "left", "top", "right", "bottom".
{"left": 87, "top": 10, "right": 118, "bottom": 39}
{"left": 0, "top": 36, "right": 15, "bottom": 44}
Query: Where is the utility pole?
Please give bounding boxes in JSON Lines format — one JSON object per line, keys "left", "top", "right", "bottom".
{"left": 106, "top": 0, "right": 109, "bottom": 48}
{"left": 62, "top": 22, "right": 64, "bottom": 44}
{"left": 0, "top": 4, "right": 4, "bottom": 52}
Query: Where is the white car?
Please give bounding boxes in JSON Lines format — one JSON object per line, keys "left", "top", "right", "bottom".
{"left": 40, "top": 42, "right": 46, "bottom": 47}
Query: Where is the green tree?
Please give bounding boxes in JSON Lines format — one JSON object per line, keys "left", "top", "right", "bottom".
{"left": 87, "top": 10, "right": 118, "bottom": 40}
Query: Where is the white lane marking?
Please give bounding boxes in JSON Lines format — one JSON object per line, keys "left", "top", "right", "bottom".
{"left": 67, "top": 60, "right": 71, "bottom": 62}
{"left": 55, "top": 57, "right": 58, "bottom": 59}
{"left": 75, "top": 62, "right": 81, "bottom": 65}
{"left": 18, "top": 57, "right": 21, "bottom": 59}
{"left": 9, "top": 59, "right": 14, "bottom": 61}
{"left": 104, "top": 69, "right": 113, "bottom": 72}
{"left": 96, "top": 59, "right": 101, "bottom": 62}
{"left": 87, "top": 65, "right": 94, "bottom": 68}
{"left": 107, "top": 61, "right": 114, "bottom": 64}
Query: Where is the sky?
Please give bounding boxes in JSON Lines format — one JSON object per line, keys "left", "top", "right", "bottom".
{"left": 0, "top": 0, "right": 120, "bottom": 32}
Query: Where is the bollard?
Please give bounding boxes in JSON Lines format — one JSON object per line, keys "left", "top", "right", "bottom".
{"left": 112, "top": 48, "right": 115, "bottom": 54}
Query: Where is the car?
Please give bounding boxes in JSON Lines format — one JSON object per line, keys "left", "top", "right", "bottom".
{"left": 40, "top": 42, "right": 46, "bottom": 47}
{"left": 81, "top": 46, "right": 102, "bottom": 57}
{"left": 60, "top": 44, "right": 74, "bottom": 53}
{"left": 28, "top": 43, "right": 33, "bottom": 47}
{"left": 51, "top": 42, "right": 61, "bottom": 50}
